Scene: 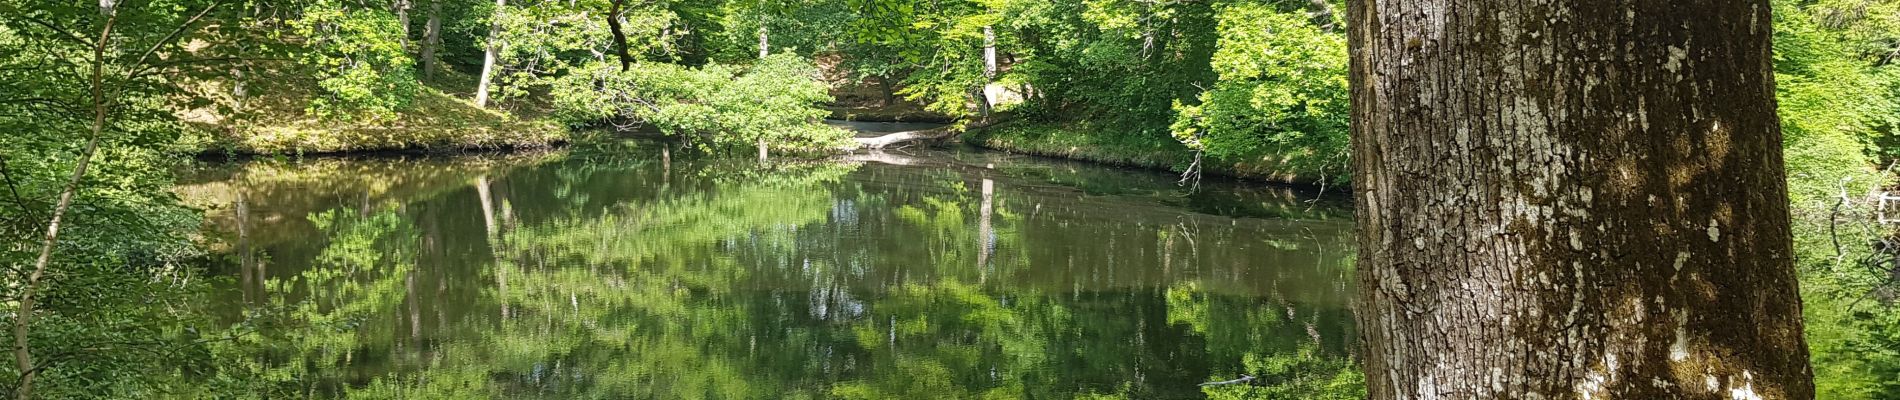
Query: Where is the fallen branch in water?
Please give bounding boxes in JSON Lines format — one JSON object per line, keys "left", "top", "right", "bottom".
{"left": 851, "top": 124, "right": 963, "bottom": 150}
{"left": 848, "top": 115, "right": 1011, "bottom": 150}
{"left": 1198, "top": 375, "right": 1255, "bottom": 386}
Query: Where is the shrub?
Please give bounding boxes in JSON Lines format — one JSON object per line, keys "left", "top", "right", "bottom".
{"left": 551, "top": 53, "right": 851, "bottom": 153}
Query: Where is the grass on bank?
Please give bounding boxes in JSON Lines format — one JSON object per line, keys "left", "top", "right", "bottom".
{"left": 179, "top": 65, "right": 567, "bottom": 155}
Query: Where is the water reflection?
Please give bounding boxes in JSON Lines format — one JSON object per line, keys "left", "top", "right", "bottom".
{"left": 181, "top": 143, "right": 1361, "bottom": 399}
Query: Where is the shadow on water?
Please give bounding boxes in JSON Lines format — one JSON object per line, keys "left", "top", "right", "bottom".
{"left": 179, "top": 137, "right": 1364, "bottom": 399}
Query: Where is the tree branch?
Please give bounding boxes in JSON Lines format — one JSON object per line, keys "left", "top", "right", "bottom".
{"left": 607, "top": 0, "right": 635, "bottom": 71}
{"left": 14, "top": 18, "right": 91, "bottom": 48}
{"left": 14, "top": 9, "right": 115, "bottom": 399}
{"left": 0, "top": 156, "right": 46, "bottom": 228}
{"left": 125, "top": 1, "right": 224, "bottom": 80}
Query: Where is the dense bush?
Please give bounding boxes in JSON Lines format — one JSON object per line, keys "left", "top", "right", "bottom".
{"left": 1171, "top": 3, "right": 1349, "bottom": 185}
{"left": 292, "top": 1, "right": 421, "bottom": 120}
{"left": 551, "top": 53, "right": 852, "bottom": 153}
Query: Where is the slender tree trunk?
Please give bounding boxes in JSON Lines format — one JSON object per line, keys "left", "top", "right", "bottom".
{"left": 421, "top": 0, "right": 441, "bottom": 80}
{"left": 757, "top": 137, "right": 769, "bottom": 163}
{"left": 607, "top": 0, "right": 635, "bottom": 70}
{"left": 231, "top": 0, "right": 249, "bottom": 111}
{"left": 983, "top": 26, "right": 997, "bottom": 77}
{"left": 1350, "top": 0, "right": 1812, "bottom": 398}
{"left": 474, "top": 0, "right": 507, "bottom": 107}
{"left": 393, "top": 0, "right": 410, "bottom": 47}
{"left": 878, "top": 77, "right": 895, "bottom": 107}
{"left": 980, "top": 25, "right": 997, "bottom": 118}
{"left": 15, "top": 11, "right": 115, "bottom": 400}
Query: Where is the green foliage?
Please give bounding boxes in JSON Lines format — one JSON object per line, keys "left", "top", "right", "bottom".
{"left": 1774, "top": 0, "right": 1894, "bottom": 204}
{"left": 717, "top": 0, "right": 849, "bottom": 61}
{"left": 8, "top": 0, "right": 1900, "bottom": 397}
{"left": 1172, "top": 3, "right": 1349, "bottom": 185}
{"left": 292, "top": 1, "right": 422, "bottom": 120}
{"left": 0, "top": 1, "right": 228, "bottom": 397}
{"left": 194, "top": 209, "right": 425, "bottom": 398}
{"left": 1002, "top": 0, "right": 1219, "bottom": 126}
{"left": 1166, "top": 283, "right": 1364, "bottom": 399}
{"left": 551, "top": 53, "right": 851, "bottom": 153}
{"left": 1771, "top": 0, "right": 1900, "bottom": 397}
{"left": 487, "top": 0, "right": 678, "bottom": 103}
{"left": 839, "top": 0, "right": 996, "bottom": 118}
{"left": 838, "top": 0, "right": 1349, "bottom": 182}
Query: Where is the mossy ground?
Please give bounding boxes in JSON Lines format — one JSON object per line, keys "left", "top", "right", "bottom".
{"left": 179, "top": 65, "right": 567, "bottom": 155}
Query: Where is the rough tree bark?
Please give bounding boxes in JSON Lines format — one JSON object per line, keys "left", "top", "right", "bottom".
{"left": 474, "top": 0, "right": 506, "bottom": 107}
{"left": 1350, "top": 0, "right": 1813, "bottom": 398}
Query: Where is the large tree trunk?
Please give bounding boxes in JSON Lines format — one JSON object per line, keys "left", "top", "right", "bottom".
{"left": 421, "top": 0, "right": 441, "bottom": 80}
{"left": 474, "top": 0, "right": 506, "bottom": 107}
{"left": 1349, "top": 0, "right": 1812, "bottom": 398}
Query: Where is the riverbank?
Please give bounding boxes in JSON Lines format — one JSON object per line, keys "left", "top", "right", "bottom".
{"left": 212, "top": 92, "right": 567, "bottom": 155}
{"left": 961, "top": 120, "right": 1349, "bottom": 188}
{"left": 182, "top": 68, "right": 569, "bottom": 156}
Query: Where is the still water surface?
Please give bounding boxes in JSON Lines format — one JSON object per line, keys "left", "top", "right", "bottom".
{"left": 177, "top": 136, "right": 1360, "bottom": 399}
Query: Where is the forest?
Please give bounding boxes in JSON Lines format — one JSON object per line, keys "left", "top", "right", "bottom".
{"left": 0, "top": 0, "right": 1898, "bottom": 398}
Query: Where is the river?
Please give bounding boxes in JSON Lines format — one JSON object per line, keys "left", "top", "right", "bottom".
{"left": 174, "top": 132, "right": 1362, "bottom": 399}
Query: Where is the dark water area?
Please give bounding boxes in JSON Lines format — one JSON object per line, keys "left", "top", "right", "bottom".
{"left": 175, "top": 137, "right": 1362, "bottom": 398}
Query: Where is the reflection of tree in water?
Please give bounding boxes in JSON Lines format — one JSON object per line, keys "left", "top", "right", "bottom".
{"left": 224, "top": 209, "right": 422, "bottom": 398}
{"left": 217, "top": 155, "right": 1361, "bottom": 399}
{"left": 1167, "top": 282, "right": 1364, "bottom": 399}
